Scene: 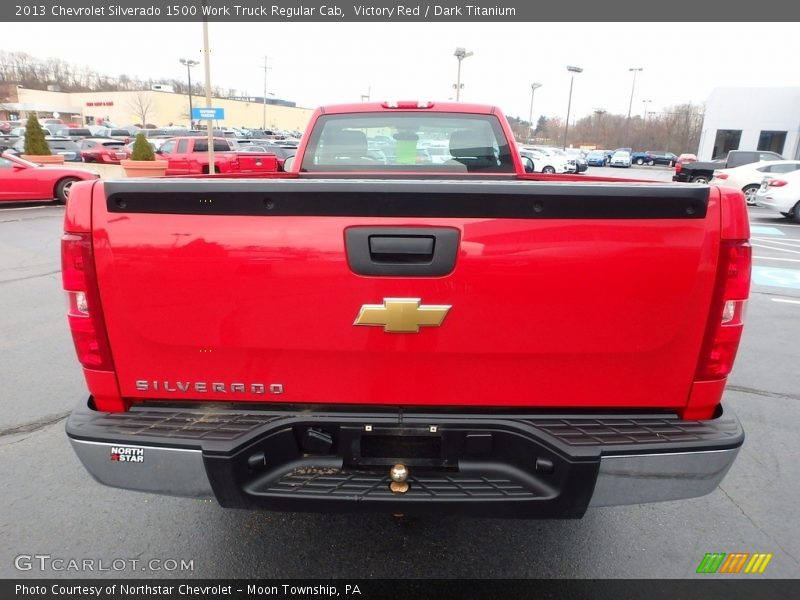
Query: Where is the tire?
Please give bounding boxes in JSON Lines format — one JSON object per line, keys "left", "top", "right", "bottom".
{"left": 542, "top": 166, "right": 556, "bottom": 174}
{"left": 794, "top": 203, "right": 800, "bottom": 225}
{"left": 647, "top": 160, "right": 654, "bottom": 166}
{"left": 55, "top": 177, "right": 79, "bottom": 204}
{"left": 742, "top": 185, "right": 759, "bottom": 206}
{"left": 690, "top": 174, "right": 711, "bottom": 184}
{"left": 635, "top": 158, "right": 644, "bottom": 165}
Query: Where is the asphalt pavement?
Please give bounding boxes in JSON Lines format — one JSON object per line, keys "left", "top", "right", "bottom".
{"left": 1, "top": 175, "right": 798, "bottom": 579}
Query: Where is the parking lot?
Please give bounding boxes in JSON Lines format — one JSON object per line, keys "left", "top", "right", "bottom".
{"left": 1, "top": 172, "right": 799, "bottom": 578}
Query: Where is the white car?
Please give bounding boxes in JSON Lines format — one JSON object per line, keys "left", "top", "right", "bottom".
{"left": 755, "top": 169, "right": 800, "bottom": 223}
{"left": 519, "top": 148, "right": 570, "bottom": 174}
{"left": 610, "top": 151, "right": 632, "bottom": 168}
{"left": 526, "top": 146, "right": 578, "bottom": 173}
{"left": 710, "top": 160, "right": 800, "bottom": 206}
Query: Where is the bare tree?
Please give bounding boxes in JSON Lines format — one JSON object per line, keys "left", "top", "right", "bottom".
{"left": 129, "top": 92, "right": 155, "bottom": 127}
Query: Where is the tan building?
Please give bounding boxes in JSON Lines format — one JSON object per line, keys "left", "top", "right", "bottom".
{"left": 1, "top": 86, "right": 313, "bottom": 132}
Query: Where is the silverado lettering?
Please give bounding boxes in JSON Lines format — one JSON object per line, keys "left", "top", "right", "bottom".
{"left": 63, "top": 101, "right": 750, "bottom": 518}
{"left": 134, "top": 381, "right": 281, "bottom": 394}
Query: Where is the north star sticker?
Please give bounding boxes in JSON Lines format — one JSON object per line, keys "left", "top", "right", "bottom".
{"left": 353, "top": 298, "right": 452, "bottom": 333}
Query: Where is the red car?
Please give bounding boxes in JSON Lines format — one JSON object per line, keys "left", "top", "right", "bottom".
{"left": 79, "top": 138, "right": 128, "bottom": 164}
{"left": 0, "top": 151, "right": 98, "bottom": 203}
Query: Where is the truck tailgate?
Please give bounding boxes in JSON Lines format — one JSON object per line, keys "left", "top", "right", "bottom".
{"left": 91, "top": 179, "right": 719, "bottom": 410}
{"left": 235, "top": 152, "right": 278, "bottom": 173}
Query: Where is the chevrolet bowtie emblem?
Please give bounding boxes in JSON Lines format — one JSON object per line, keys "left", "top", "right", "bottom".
{"left": 354, "top": 298, "right": 452, "bottom": 333}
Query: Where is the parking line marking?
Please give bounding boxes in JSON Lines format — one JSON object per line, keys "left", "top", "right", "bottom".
{"left": 750, "top": 226, "right": 785, "bottom": 236}
{"left": 751, "top": 243, "right": 800, "bottom": 255}
{"left": 771, "top": 298, "right": 800, "bottom": 305}
{"left": 752, "top": 237, "right": 800, "bottom": 247}
{"left": 751, "top": 221, "right": 800, "bottom": 228}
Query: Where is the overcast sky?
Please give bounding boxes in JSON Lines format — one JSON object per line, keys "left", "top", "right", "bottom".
{"left": 4, "top": 22, "right": 799, "bottom": 122}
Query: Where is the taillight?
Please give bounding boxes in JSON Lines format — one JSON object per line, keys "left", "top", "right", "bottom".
{"left": 675, "top": 163, "right": 682, "bottom": 173}
{"left": 768, "top": 179, "right": 787, "bottom": 187}
{"left": 61, "top": 232, "right": 115, "bottom": 371}
{"left": 715, "top": 173, "right": 728, "bottom": 180}
{"left": 694, "top": 240, "right": 751, "bottom": 380}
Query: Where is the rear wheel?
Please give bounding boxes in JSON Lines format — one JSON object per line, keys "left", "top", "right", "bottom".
{"left": 55, "top": 177, "right": 79, "bottom": 204}
{"left": 794, "top": 203, "right": 800, "bottom": 224}
{"left": 635, "top": 158, "right": 644, "bottom": 165}
{"left": 690, "top": 174, "right": 711, "bottom": 184}
{"left": 647, "top": 160, "right": 654, "bottom": 166}
{"left": 742, "top": 185, "right": 759, "bottom": 206}
{"left": 542, "top": 166, "right": 556, "bottom": 174}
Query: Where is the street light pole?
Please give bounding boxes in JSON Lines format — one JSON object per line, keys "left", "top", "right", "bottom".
{"left": 529, "top": 82, "right": 542, "bottom": 140}
{"left": 179, "top": 58, "right": 199, "bottom": 129}
{"left": 563, "top": 66, "right": 583, "bottom": 150}
{"left": 453, "top": 47, "right": 473, "bottom": 101}
{"left": 642, "top": 99, "right": 652, "bottom": 120}
{"left": 261, "top": 55, "right": 272, "bottom": 130}
{"left": 627, "top": 67, "right": 643, "bottom": 119}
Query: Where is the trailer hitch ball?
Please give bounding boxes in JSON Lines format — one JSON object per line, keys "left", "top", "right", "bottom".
{"left": 389, "top": 463, "right": 409, "bottom": 494}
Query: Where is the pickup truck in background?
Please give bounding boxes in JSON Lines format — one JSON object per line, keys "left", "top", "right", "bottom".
{"left": 63, "top": 101, "right": 750, "bottom": 518}
{"left": 155, "top": 136, "right": 279, "bottom": 175}
{"left": 673, "top": 149, "right": 784, "bottom": 184}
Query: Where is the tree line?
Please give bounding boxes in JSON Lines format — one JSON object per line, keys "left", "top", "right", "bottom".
{"left": 508, "top": 103, "right": 704, "bottom": 154}
{"left": 0, "top": 50, "right": 241, "bottom": 99}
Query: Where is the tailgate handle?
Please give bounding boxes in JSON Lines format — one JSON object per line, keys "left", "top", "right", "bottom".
{"left": 369, "top": 236, "right": 435, "bottom": 263}
{"left": 346, "top": 227, "right": 459, "bottom": 277}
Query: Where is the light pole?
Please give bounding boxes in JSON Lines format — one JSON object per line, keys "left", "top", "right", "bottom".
{"left": 261, "top": 56, "right": 272, "bottom": 130}
{"left": 528, "top": 82, "right": 542, "bottom": 141}
{"left": 642, "top": 99, "right": 652, "bottom": 120}
{"left": 179, "top": 58, "right": 199, "bottom": 129}
{"left": 563, "top": 65, "right": 583, "bottom": 150}
{"left": 453, "top": 47, "right": 473, "bottom": 101}
{"left": 627, "top": 67, "right": 643, "bottom": 119}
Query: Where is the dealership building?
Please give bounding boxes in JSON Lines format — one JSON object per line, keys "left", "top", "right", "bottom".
{"left": 698, "top": 87, "right": 800, "bottom": 160}
{"left": 0, "top": 85, "right": 313, "bottom": 131}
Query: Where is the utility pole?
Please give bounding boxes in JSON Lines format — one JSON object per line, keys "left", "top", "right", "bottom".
{"left": 261, "top": 55, "right": 272, "bottom": 130}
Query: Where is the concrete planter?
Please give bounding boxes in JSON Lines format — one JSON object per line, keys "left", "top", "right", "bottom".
{"left": 22, "top": 154, "right": 65, "bottom": 165}
{"left": 120, "top": 159, "right": 169, "bottom": 178}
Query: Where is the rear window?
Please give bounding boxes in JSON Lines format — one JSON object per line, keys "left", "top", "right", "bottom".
{"left": 300, "top": 112, "right": 515, "bottom": 173}
{"left": 194, "top": 139, "right": 232, "bottom": 152}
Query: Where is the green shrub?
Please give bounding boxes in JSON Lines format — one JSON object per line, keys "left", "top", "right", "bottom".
{"left": 23, "top": 114, "right": 51, "bottom": 156}
{"left": 130, "top": 133, "right": 155, "bottom": 161}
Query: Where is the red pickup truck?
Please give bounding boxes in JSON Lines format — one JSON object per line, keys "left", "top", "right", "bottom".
{"left": 62, "top": 101, "right": 750, "bottom": 518}
{"left": 155, "top": 136, "right": 278, "bottom": 175}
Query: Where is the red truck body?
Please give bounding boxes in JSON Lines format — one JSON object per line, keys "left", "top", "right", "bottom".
{"left": 156, "top": 136, "right": 278, "bottom": 175}
{"left": 62, "top": 102, "right": 750, "bottom": 517}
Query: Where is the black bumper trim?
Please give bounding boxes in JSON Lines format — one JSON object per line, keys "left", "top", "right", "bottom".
{"left": 66, "top": 399, "right": 744, "bottom": 518}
